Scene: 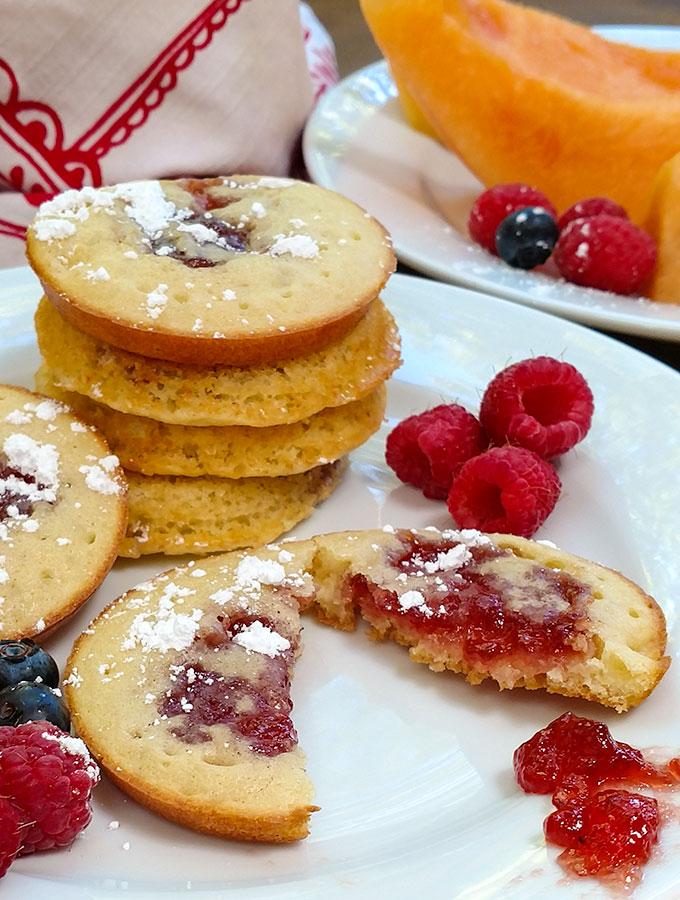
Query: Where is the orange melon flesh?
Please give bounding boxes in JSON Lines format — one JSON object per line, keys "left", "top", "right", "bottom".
{"left": 391, "top": 73, "right": 438, "bottom": 139}
{"left": 643, "top": 152, "right": 680, "bottom": 304}
{"left": 360, "top": 0, "right": 680, "bottom": 224}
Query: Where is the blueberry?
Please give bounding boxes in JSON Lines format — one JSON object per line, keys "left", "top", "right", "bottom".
{"left": 495, "top": 206, "right": 559, "bottom": 269}
{"left": 0, "top": 638, "right": 59, "bottom": 689}
{"left": 0, "top": 682, "right": 70, "bottom": 730}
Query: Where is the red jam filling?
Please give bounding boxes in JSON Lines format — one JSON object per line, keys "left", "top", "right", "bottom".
{"left": 150, "top": 212, "right": 250, "bottom": 267}
{"left": 514, "top": 713, "right": 674, "bottom": 882}
{"left": 178, "top": 177, "right": 237, "bottom": 212}
{"left": 160, "top": 615, "right": 297, "bottom": 756}
{"left": 351, "top": 534, "right": 592, "bottom": 670}
{"left": 0, "top": 464, "right": 46, "bottom": 522}
{"left": 150, "top": 178, "right": 250, "bottom": 267}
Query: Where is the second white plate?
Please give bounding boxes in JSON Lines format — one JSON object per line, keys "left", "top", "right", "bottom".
{"left": 303, "top": 26, "right": 680, "bottom": 342}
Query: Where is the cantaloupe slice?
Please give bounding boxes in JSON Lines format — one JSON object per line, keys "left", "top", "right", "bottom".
{"left": 360, "top": 0, "right": 680, "bottom": 224}
{"left": 391, "top": 73, "right": 438, "bottom": 139}
{"left": 643, "top": 152, "right": 680, "bottom": 304}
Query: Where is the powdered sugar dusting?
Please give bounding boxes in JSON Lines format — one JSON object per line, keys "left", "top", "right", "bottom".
{"left": 4, "top": 410, "right": 31, "bottom": 425}
{"left": 269, "top": 233, "right": 320, "bottom": 259}
{"left": 31, "top": 400, "right": 65, "bottom": 421}
{"left": 398, "top": 589, "right": 432, "bottom": 617}
{"left": 33, "top": 186, "right": 117, "bottom": 239}
{"left": 78, "top": 456, "right": 122, "bottom": 495}
{"left": 38, "top": 186, "right": 115, "bottom": 218}
{"left": 208, "top": 551, "right": 309, "bottom": 611}
{"left": 255, "top": 176, "right": 294, "bottom": 189}
{"left": 145, "top": 284, "right": 168, "bottom": 320}
{"left": 114, "top": 181, "right": 177, "bottom": 237}
{"left": 232, "top": 620, "right": 291, "bottom": 657}
{"left": 42, "top": 730, "right": 100, "bottom": 784}
{"left": 236, "top": 556, "right": 286, "bottom": 586}
{"left": 34, "top": 219, "right": 76, "bottom": 241}
{"left": 441, "top": 528, "right": 493, "bottom": 549}
{"left": 85, "top": 266, "right": 110, "bottom": 282}
{"left": 3, "top": 434, "right": 59, "bottom": 501}
{"left": 121, "top": 583, "right": 202, "bottom": 653}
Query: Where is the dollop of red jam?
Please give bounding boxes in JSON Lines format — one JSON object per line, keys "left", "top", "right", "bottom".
{"left": 514, "top": 713, "right": 675, "bottom": 882}
{"left": 514, "top": 712, "right": 662, "bottom": 795}
{"left": 0, "top": 463, "right": 46, "bottom": 522}
{"left": 351, "top": 533, "right": 593, "bottom": 672}
{"left": 544, "top": 790, "right": 660, "bottom": 878}
{"left": 160, "top": 615, "right": 297, "bottom": 756}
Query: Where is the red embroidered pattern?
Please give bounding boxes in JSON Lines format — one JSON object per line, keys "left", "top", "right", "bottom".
{"left": 0, "top": 0, "right": 249, "bottom": 239}
{"left": 0, "top": 217, "right": 25, "bottom": 240}
{"left": 303, "top": 33, "right": 338, "bottom": 101}
{"left": 76, "top": 0, "right": 248, "bottom": 162}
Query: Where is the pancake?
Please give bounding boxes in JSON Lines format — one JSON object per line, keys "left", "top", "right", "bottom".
{"left": 0, "top": 384, "right": 127, "bottom": 638}
{"left": 120, "top": 459, "right": 347, "bottom": 557}
{"left": 35, "top": 369, "right": 386, "bottom": 478}
{"left": 64, "top": 548, "right": 319, "bottom": 841}
{"left": 35, "top": 296, "right": 401, "bottom": 427}
{"left": 64, "top": 526, "right": 668, "bottom": 848}
{"left": 26, "top": 176, "right": 396, "bottom": 366}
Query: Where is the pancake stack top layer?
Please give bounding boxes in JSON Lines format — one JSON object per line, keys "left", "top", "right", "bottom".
{"left": 26, "top": 175, "right": 396, "bottom": 366}
{"left": 27, "top": 177, "right": 401, "bottom": 557}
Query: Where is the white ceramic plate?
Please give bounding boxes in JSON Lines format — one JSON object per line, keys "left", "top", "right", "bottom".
{"left": 3, "top": 265, "right": 680, "bottom": 898}
{"left": 303, "top": 26, "right": 680, "bottom": 343}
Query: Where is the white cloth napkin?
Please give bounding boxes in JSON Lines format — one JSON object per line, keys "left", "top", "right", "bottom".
{"left": 0, "top": 0, "right": 337, "bottom": 268}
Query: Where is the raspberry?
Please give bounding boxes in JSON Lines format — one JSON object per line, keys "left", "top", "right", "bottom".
{"left": 557, "top": 197, "right": 628, "bottom": 231}
{"left": 385, "top": 404, "right": 487, "bottom": 499}
{"left": 554, "top": 214, "right": 657, "bottom": 295}
{"left": 447, "top": 446, "right": 561, "bottom": 537}
{"left": 479, "top": 356, "right": 594, "bottom": 459}
{"left": 0, "top": 799, "right": 21, "bottom": 877}
{"left": 0, "top": 720, "right": 99, "bottom": 855}
{"left": 469, "top": 183, "right": 557, "bottom": 254}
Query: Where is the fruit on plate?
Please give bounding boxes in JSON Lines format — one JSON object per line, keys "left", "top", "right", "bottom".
{"left": 0, "top": 639, "right": 59, "bottom": 690}
{"left": 0, "top": 682, "right": 71, "bottom": 730}
{"left": 391, "top": 72, "right": 438, "bottom": 139}
{"left": 385, "top": 355, "right": 594, "bottom": 537}
{"left": 468, "top": 183, "right": 556, "bottom": 256}
{"left": 643, "top": 150, "right": 680, "bottom": 304}
{"left": 0, "top": 721, "right": 99, "bottom": 875}
{"left": 468, "top": 183, "right": 658, "bottom": 295}
{"left": 385, "top": 402, "right": 487, "bottom": 499}
{"left": 446, "top": 444, "right": 561, "bottom": 537}
{"left": 479, "top": 356, "right": 594, "bottom": 459}
{"left": 554, "top": 214, "right": 657, "bottom": 296}
{"left": 359, "top": 0, "right": 680, "bottom": 224}
{"left": 495, "top": 206, "right": 559, "bottom": 269}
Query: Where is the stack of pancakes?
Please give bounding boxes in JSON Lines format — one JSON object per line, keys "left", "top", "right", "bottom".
{"left": 27, "top": 175, "right": 400, "bottom": 557}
